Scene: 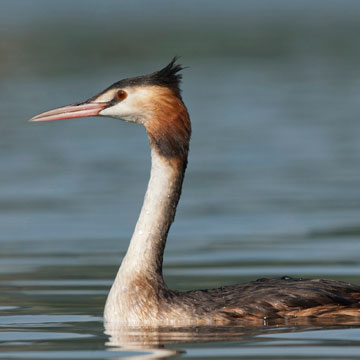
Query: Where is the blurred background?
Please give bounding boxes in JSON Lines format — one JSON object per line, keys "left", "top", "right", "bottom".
{"left": 1, "top": 0, "right": 360, "bottom": 316}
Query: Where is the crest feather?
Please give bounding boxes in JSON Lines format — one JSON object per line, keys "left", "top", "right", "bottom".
{"left": 149, "top": 57, "right": 184, "bottom": 89}
{"left": 105, "top": 57, "right": 185, "bottom": 97}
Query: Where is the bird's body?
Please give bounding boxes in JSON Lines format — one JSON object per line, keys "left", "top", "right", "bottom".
{"left": 106, "top": 277, "right": 360, "bottom": 325}
{"left": 30, "top": 59, "right": 360, "bottom": 325}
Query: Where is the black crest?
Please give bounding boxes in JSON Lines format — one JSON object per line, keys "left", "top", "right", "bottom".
{"left": 146, "top": 57, "right": 184, "bottom": 89}
{"left": 106, "top": 57, "right": 185, "bottom": 96}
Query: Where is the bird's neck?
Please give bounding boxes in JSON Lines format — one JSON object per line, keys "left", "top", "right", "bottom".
{"left": 104, "top": 93, "right": 190, "bottom": 323}
{"left": 118, "top": 149, "right": 186, "bottom": 282}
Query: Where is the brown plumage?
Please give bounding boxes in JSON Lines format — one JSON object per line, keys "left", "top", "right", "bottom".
{"left": 144, "top": 86, "right": 191, "bottom": 160}
{"left": 175, "top": 277, "right": 360, "bottom": 322}
{"left": 30, "top": 58, "right": 360, "bottom": 325}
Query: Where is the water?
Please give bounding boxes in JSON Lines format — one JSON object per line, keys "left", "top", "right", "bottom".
{"left": 1, "top": 1, "right": 360, "bottom": 358}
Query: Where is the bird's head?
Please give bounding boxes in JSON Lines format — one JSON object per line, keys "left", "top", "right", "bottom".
{"left": 30, "top": 58, "right": 191, "bottom": 159}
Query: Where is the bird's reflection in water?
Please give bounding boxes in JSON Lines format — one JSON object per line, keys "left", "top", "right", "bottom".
{"left": 104, "top": 317, "right": 360, "bottom": 359}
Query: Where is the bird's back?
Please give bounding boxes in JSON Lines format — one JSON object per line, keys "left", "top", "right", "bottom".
{"left": 167, "top": 277, "right": 360, "bottom": 324}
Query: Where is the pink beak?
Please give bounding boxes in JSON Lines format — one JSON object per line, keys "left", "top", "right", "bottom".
{"left": 29, "top": 102, "right": 108, "bottom": 122}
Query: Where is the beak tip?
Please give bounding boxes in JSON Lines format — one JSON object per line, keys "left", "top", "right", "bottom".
{"left": 29, "top": 116, "right": 40, "bottom": 122}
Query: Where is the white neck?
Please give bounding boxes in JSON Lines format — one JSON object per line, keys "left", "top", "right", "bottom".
{"left": 121, "top": 149, "right": 184, "bottom": 275}
{"left": 104, "top": 148, "right": 186, "bottom": 322}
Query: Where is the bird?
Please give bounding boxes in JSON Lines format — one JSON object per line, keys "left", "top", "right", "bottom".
{"left": 30, "top": 58, "right": 360, "bottom": 326}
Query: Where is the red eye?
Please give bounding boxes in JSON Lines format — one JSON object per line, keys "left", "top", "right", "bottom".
{"left": 116, "top": 90, "right": 127, "bottom": 101}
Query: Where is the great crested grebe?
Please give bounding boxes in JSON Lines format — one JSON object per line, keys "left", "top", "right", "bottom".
{"left": 30, "top": 58, "right": 360, "bottom": 325}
